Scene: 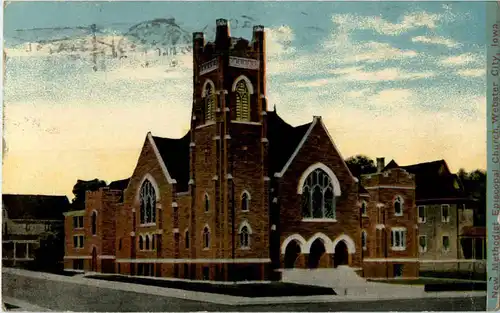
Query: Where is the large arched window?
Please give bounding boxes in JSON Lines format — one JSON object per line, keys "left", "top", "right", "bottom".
{"left": 140, "top": 180, "right": 156, "bottom": 224}
{"left": 145, "top": 235, "right": 150, "bottom": 250}
{"left": 203, "top": 226, "right": 210, "bottom": 249}
{"left": 241, "top": 191, "right": 250, "bottom": 212}
{"left": 301, "top": 168, "right": 336, "bottom": 219}
{"left": 91, "top": 211, "right": 97, "bottom": 235}
{"left": 234, "top": 79, "right": 250, "bottom": 121}
{"left": 151, "top": 234, "right": 155, "bottom": 250}
{"left": 204, "top": 82, "right": 216, "bottom": 121}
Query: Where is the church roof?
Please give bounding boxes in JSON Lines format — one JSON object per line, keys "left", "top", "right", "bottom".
{"left": 151, "top": 131, "right": 191, "bottom": 192}
{"left": 267, "top": 110, "right": 313, "bottom": 175}
{"left": 108, "top": 178, "right": 130, "bottom": 191}
{"left": 2, "top": 194, "right": 70, "bottom": 220}
{"left": 147, "top": 111, "right": 314, "bottom": 191}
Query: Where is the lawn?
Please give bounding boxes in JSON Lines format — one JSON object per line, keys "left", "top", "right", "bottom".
{"left": 86, "top": 274, "right": 337, "bottom": 297}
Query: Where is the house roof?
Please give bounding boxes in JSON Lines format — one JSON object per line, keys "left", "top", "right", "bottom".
{"left": 151, "top": 131, "right": 191, "bottom": 192}
{"left": 267, "top": 110, "right": 313, "bottom": 175}
{"left": 385, "top": 159, "right": 466, "bottom": 201}
{"left": 108, "top": 178, "right": 130, "bottom": 191}
{"left": 2, "top": 194, "right": 70, "bottom": 220}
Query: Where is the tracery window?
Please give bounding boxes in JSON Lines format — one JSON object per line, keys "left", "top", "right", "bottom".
{"left": 140, "top": 180, "right": 156, "bottom": 224}
{"left": 301, "top": 169, "right": 336, "bottom": 219}
{"left": 139, "top": 235, "right": 144, "bottom": 250}
{"left": 205, "top": 83, "right": 216, "bottom": 121}
{"left": 145, "top": 235, "right": 150, "bottom": 250}
{"left": 235, "top": 80, "right": 250, "bottom": 121}
{"left": 239, "top": 225, "right": 250, "bottom": 248}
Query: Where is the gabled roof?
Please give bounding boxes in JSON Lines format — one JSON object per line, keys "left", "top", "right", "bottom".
{"left": 385, "top": 159, "right": 465, "bottom": 200}
{"left": 2, "top": 194, "right": 70, "bottom": 220}
{"left": 267, "top": 110, "right": 312, "bottom": 175}
{"left": 151, "top": 131, "right": 191, "bottom": 192}
{"left": 108, "top": 178, "right": 130, "bottom": 191}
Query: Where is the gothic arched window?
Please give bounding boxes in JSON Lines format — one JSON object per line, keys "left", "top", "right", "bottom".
{"left": 139, "top": 235, "right": 144, "bottom": 250}
{"left": 204, "top": 193, "right": 210, "bottom": 213}
{"left": 185, "top": 230, "right": 190, "bottom": 249}
{"left": 301, "top": 168, "right": 336, "bottom": 219}
{"left": 361, "top": 230, "right": 367, "bottom": 250}
{"left": 91, "top": 211, "right": 97, "bottom": 235}
{"left": 203, "top": 226, "right": 210, "bottom": 249}
{"left": 205, "top": 83, "right": 216, "bottom": 121}
{"left": 394, "top": 196, "right": 403, "bottom": 216}
{"left": 241, "top": 191, "right": 250, "bottom": 212}
{"left": 151, "top": 234, "right": 155, "bottom": 250}
{"left": 140, "top": 179, "right": 156, "bottom": 224}
{"left": 145, "top": 235, "right": 150, "bottom": 250}
{"left": 239, "top": 223, "right": 251, "bottom": 248}
{"left": 235, "top": 80, "right": 250, "bottom": 121}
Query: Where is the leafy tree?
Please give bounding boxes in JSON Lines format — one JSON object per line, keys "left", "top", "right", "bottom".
{"left": 30, "top": 230, "right": 65, "bottom": 273}
{"left": 345, "top": 155, "right": 378, "bottom": 178}
{"left": 458, "top": 168, "right": 486, "bottom": 226}
{"left": 71, "top": 178, "right": 107, "bottom": 211}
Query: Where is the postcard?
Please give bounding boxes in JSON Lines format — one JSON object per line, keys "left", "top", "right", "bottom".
{"left": 1, "top": 1, "right": 490, "bottom": 311}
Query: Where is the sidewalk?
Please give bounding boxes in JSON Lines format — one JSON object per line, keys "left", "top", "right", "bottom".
{"left": 2, "top": 296, "right": 52, "bottom": 312}
{"left": 2, "top": 267, "right": 487, "bottom": 306}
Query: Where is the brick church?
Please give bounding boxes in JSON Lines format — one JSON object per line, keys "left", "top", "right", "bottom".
{"left": 64, "top": 19, "right": 421, "bottom": 281}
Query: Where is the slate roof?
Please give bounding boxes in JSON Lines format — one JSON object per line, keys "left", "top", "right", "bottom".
{"left": 148, "top": 111, "right": 313, "bottom": 191}
{"left": 108, "top": 178, "right": 130, "bottom": 191}
{"left": 267, "top": 110, "right": 313, "bottom": 175}
{"left": 384, "top": 159, "right": 468, "bottom": 201}
{"left": 152, "top": 131, "right": 191, "bottom": 192}
{"left": 2, "top": 194, "right": 70, "bottom": 220}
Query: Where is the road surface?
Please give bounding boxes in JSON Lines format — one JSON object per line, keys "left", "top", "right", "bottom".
{"left": 2, "top": 272, "right": 486, "bottom": 311}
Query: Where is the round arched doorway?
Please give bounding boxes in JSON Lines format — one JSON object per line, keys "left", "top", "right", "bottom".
{"left": 333, "top": 240, "right": 348, "bottom": 267}
{"left": 308, "top": 239, "right": 326, "bottom": 269}
{"left": 284, "top": 240, "right": 302, "bottom": 268}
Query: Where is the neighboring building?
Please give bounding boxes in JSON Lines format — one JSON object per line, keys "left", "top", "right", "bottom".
{"left": 63, "top": 19, "right": 419, "bottom": 280}
{"left": 63, "top": 178, "right": 129, "bottom": 272}
{"left": 384, "top": 159, "right": 485, "bottom": 272}
{"left": 360, "top": 158, "right": 419, "bottom": 278}
{"left": 2, "top": 194, "right": 70, "bottom": 267}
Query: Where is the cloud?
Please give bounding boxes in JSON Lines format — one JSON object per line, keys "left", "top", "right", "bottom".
{"left": 266, "top": 25, "right": 296, "bottom": 57}
{"left": 438, "top": 53, "right": 483, "bottom": 66}
{"left": 332, "top": 11, "right": 443, "bottom": 36}
{"left": 411, "top": 35, "right": 460, "bottom": 48}
{"left": 456, "top": 68, "right": 485, "bottom": 77}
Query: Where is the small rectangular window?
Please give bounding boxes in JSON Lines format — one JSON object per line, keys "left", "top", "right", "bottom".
{"left": 418, "top": 206, "right": 426, "bottom": 223}
{"left": 419, "top": 235, "right": 427, "bottom": 253}
{"left": 202, "top": 266, "right": 210, "bottom": 280}
{"left": 441, "top": 205, "right": 450, "bottom": 223}
{"left": 73, "top": 236, "right": 78, "bottom": 248}
{"left": 442, "top": 235, "right": 450, "bottom": 252}
{"left": 79, "top": 235, "right": 84, "bottom": 248}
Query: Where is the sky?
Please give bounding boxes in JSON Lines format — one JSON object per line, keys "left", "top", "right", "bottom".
{"left": 2, "top": 1, "right": 487, "bottom": 199}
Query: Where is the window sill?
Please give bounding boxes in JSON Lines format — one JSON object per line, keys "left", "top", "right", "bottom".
{"left": 419, "top": 249, "right": 427, "bottom": 253}
{"left": 241, "top": 210, "right": 249, "bottom": 213}
{"left": 140, "top": 223, "right": 157, "bottom": 227}
{"left": 239, "top": 247, "right": 250, "bottom": 250}
{"left": 418, "top": 220, "right": 426, "bottom": 224}
{"left": 361, "top": 214, "right": 368, "bottom": 218}
{"left": 362, "top": 247, "right": 367, "bottom": 251}
{"left": 301, "top": 218, "right": 337, "bottom": 223}
{"left": 203, "top": 248, "right": 210, "bottom": 251}
{"left": 391, "top": 247, "right": 406, "bottom": 251}
{"left": 394, "top": 214, "right": 403, "bottom": 217}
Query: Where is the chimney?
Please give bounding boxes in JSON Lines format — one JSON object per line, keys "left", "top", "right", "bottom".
{"left": 376, "top": 157, "right": 385, "bottom": 173}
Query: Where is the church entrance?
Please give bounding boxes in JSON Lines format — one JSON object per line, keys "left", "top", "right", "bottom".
{"left": 284, "top": 240, "right": 301, "bottom": 268}
{"left": 333, "top": 241, "right": 348, "bottom": 267}
{"left": 308, "top": 239, "right": 326, "bottom": 269}
{"left": 91, "top": 247, "right": 97, "bottom": 272}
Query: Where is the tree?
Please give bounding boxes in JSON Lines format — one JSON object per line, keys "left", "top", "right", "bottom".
{"left": 458, "top": 168, "right": 486, "bottom": 227}
{"left": 71, "top": 178, "right": 107, "bottom": 211}
{"left": 30, "top": 230, "right": 65, "bottom": 273}
{"left": 345, "top": 155, "right": 377, "bottom": 178}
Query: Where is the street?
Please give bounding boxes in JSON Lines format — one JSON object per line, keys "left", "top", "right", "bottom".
{"left": 2, "top": 272, "right": 486, "bottom": 311}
